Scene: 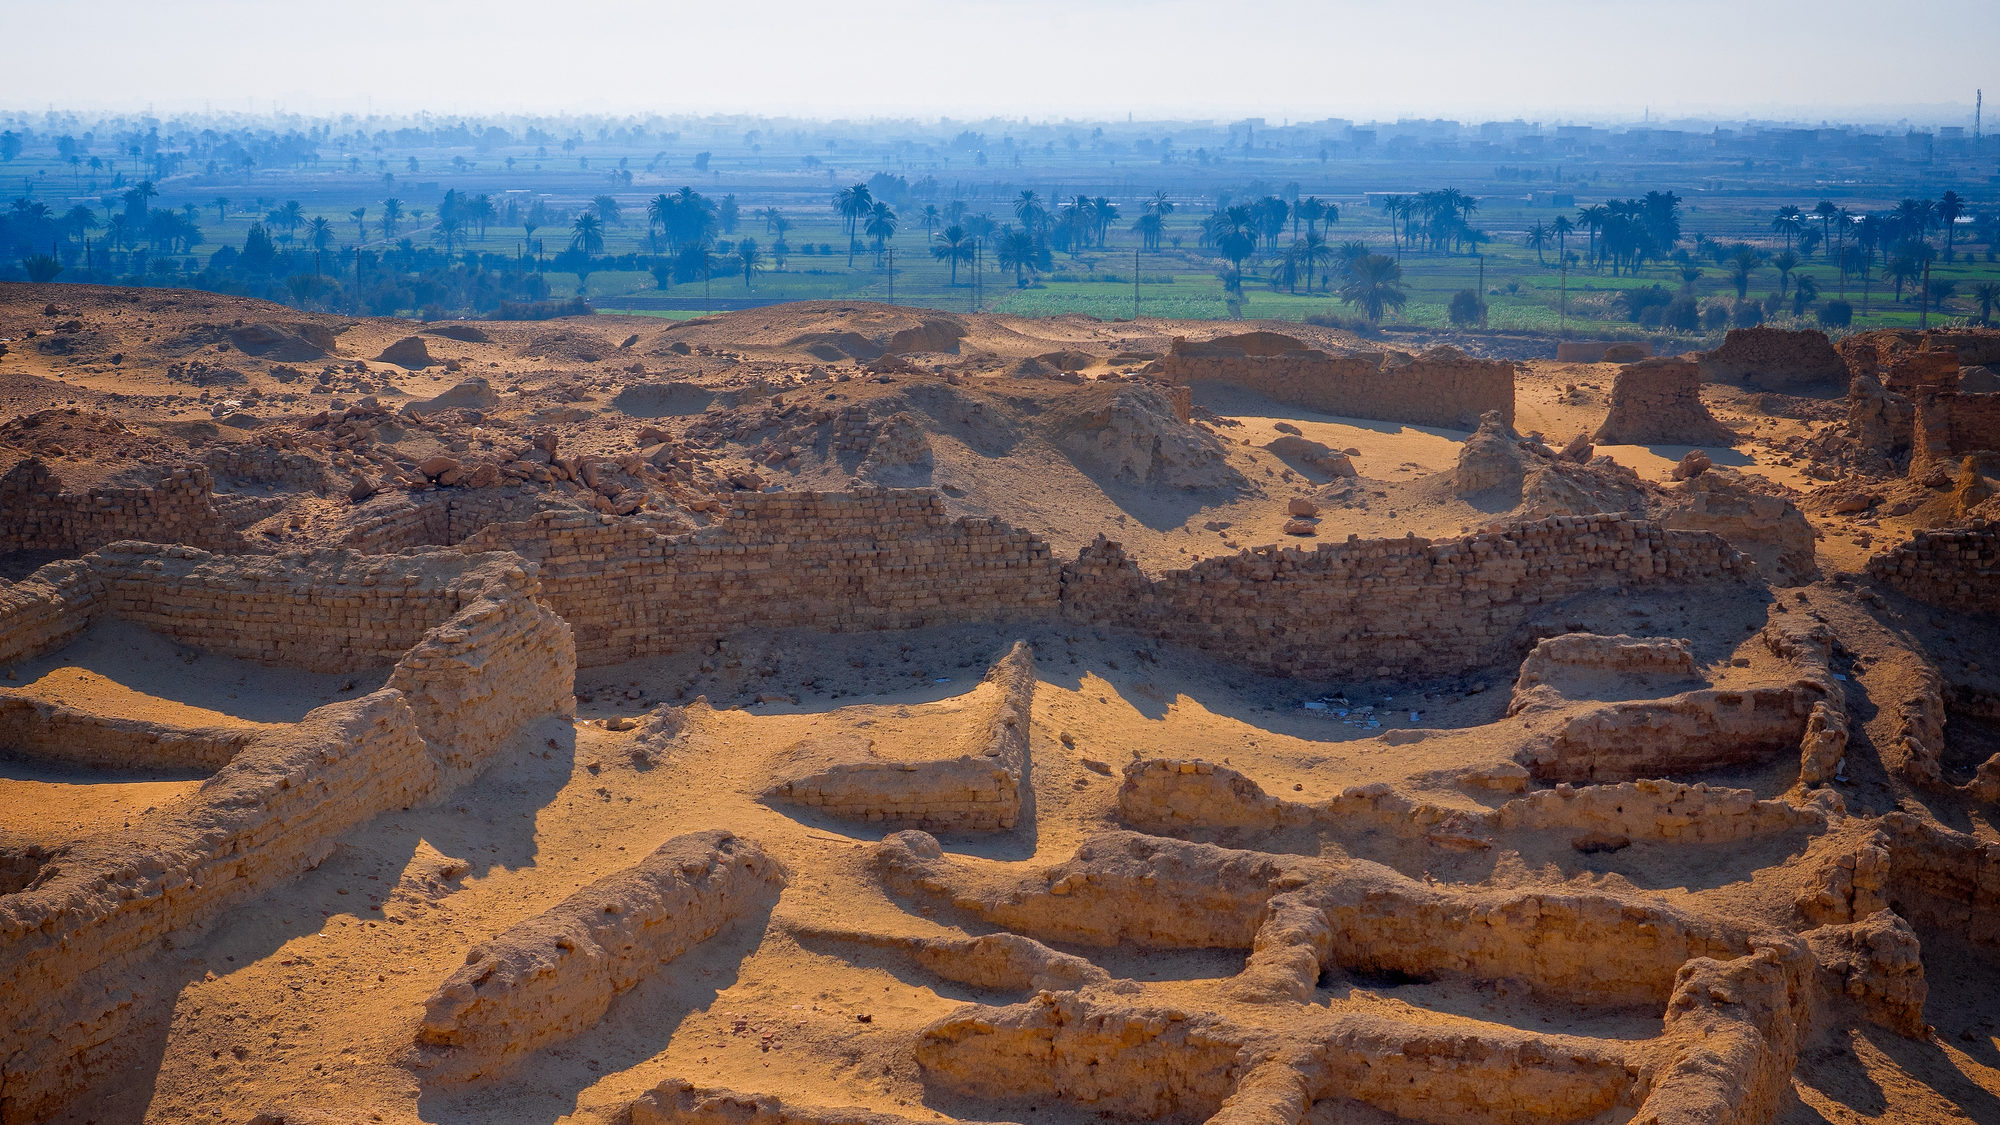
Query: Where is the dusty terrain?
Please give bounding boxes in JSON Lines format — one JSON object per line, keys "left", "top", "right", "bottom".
{"left": 3, "top": 284, "right": 2000, "bottom": 1125}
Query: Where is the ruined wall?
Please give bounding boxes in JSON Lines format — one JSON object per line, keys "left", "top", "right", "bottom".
{"left": 0, "top": 458, "right": 244, "bottom": 556}
{"left": 1145, "top": 336, "right": 1515, "bottom": 429}
{"left": 340, "top": 491, "right": 529, "bottom": 553}
{"left": 1913, "top": 392, "right": 2000, "bottom": 465}
{"left": 1877, "top": 813, "right": 2000, "bottom": 946}
{"left": 1701, "top": 327, "right": 1847, "bottom": 387}
{"left": 457, "top": 489, "right": 1060, "bottom": 667}
{"left": 1061, "top": 516, "right": 1748, "bottom": 681}
{"left": 0, "top": 558, "right": 100, "bottom": 667}
{"left": 1592, "top": 357, "right": 1737, "bottom": 446}
{"left": 413, "top": 831, "right": 784, "bottom": 1083}
{"left": 1867, "top": 522, "right": 2000, "bottom": 613}
{"left": 0, "top": 544, "right": 575, "bottom": 1120}
{"left": 84, "top": 542, "right": 530, "bottom": 673}
{"left": 767, "top": 642, "right": 1033, "bottom": 831}
{"left": 0, "top": 698, "right": 255, "bottom": 772}
{"left": 0, "top": 691, "right": 439, "bottom": 1121}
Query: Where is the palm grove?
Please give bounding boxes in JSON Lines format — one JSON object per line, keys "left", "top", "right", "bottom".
{"left": 5, "top": 163, "right": 1999, "bottom": 330}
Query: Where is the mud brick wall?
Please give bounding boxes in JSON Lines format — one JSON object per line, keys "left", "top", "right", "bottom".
{"left": 0, "top": 458, "right": 243, "bottom": 556}
{"left": 1941, "top": 393, "right": 2000, "bottom": 456}
{"left": 769, "top": 642, "right": 1034, "bottom": 832}
{"left": 0, "top": 559, "right": 101, "bottom": 667}
{"left": 83, "top": 542, "right": 520, "bottom": 672}
{"left": 458, "top": 488, "right": 1061, "bottom": 667}
{"left": 1701, "top": 326, "right": 1847, "bottom": 387}
{"left": 0, "top": 692, "right": 440, "bottom": 1122}
{"left": 0, "top": 698, "right": 255, "bottom": 772}
{"left": 1145, "top": 340, "right": 1515, "bottom": 429}
{"left": 341, "top": 492, "right": 557, "bottom": 554}
{"left": 1868, "top": 522, "right": 2000, "bottom": 613}
{"left": 203, "top": 444, "right": 331, "bottom": 492}
{"left": 1878, "top": 813, "right": 2000, "bottom": 946}
{"left": 1592, "top": 356, "right": 1736, "bottom": 445}
{"left": 1060, "top": 516, "right": 1749, "bottom": 680}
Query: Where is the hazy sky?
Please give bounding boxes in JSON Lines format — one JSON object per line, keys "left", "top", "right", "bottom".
{"left": 2, "top": 0, "right": 1994, "bottom": 123}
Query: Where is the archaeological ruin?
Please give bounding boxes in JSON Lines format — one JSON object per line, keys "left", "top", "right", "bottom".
{"left": 3, "top": 290, "right": 1999, "bottom": 1125}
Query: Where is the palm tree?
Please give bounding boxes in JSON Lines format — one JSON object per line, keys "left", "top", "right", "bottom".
{"left": 1971, "top": 280, "right": 2000, "bottom": 326}
{"left": 1771, "top": 205, "right": 1803, "bottom": 251}
{"left": 1092, "top": 197, "right": 1118, "bottom": 247}
{"left": 1726, "top": 246, "right": 1761, "bottom": 300}
{"left": 994, "top": 226, "right": 1045, "bottom": 287}
{"left": 592, "top": 195, "right": 621, "bottom": 227}
{"left": 1338, "top": 254, "right": 1407, "bottom": 322}
{"left": 1290, "top": 231, "right": 1334, "bottom": 292}
{"left": 864, "top": 202, "right": 898, "bottom": 263}
{"left": 1131, "top": 212, "right": 1165, "bottom": 253}
{"left": 834, "top": 183, "right": 873, "bottom": 265}
{"left": 380, "top": 197, "right": 403, "bottom": 240}
{"left": 211, "top": 196, "right": 230, "bottom": 224}
{"left": 1791, "top": 274, "right": 1819, "bottom": 319}
{"left": 931, "top": 225, "right": 975, "bottom": 284}
{"left": 432, "top": 214, "right": 467, "bottom": 254}
{"left": 1212, "top": 208, "right": 1256, "bottom": 294}
{"left": 65, "top": 204, "right": 98, "bottom": 253}
{"left": 307, "top": 216, "right": 334, "bottom": 253}
{"left": 1525, "top": 222, "right": 1551, "bottom": 265}
{"left": 1813, "top": 200, "right": 1839, "bottom": 256}
{"left": 1885, "top": 253, "right": 1920, "bottom": 302}
{"left": 468, "top": 194, "right": 497, "bottom": 241}
{"left": 1771, "top": 250, "right": 1800, "bottom": 298}
{"left": 571, "top": 212, "right": 605, "bottom": 255}
{"left": 762, "top": 206, "right": 784, "bottom": 234}
{"left": 1012, "top": 190, "right": 1048, "bottom": 237}
{"left": 268, "top": 200, "right": 305, "bottom": 243}
{"left": 1678, "top": 262, "right": 1703, "bottom": 292}
{"left": 1939, "top": 191, "right": 1964, "bottom": 258}
{"left": 737, "top": 237, "right": 761, "bottom": 288}
{"left": 1576, "top": 204, "right": 1609, "bottom": 266}
{"left": 350, "top": 207, "right": 367, "bottom": 243}
{"left": 920, "top": 204, "right": 941, "bottom": 242}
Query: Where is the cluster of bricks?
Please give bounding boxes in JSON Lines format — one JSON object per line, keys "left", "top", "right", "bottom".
{"left": 1869, "top": 521, "right": 2000, "bottom": 611}
{"left": 1146, "top": 343, "right": 1515, "bottom": 429}
{"left": 0, "top": 459, "right": 243, "bottom": 555}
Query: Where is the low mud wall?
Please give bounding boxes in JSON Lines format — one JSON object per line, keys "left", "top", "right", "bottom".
{"left": 1868, "top": 522, "right": 2000, "bottom": 613}
{"left": 1145, "top": 335, "right": 1514, "bottom": 429}
{"left": 0, "top": 692, "right": 437, "bottom": 1121}
{"left": 1701, "top": 327, "right": 1846, "bottom": 387}
{"left": 0, "top": 458, "right": 243, "bottom": 557}
{"left": 1061, "top": 516, "right": 1748, "bottom": 681}
{"left": 0, "top": 698, "right": 255, "bottom": 772}
{"left": 767, "top": 642, "right": 1034, "bottom": 832}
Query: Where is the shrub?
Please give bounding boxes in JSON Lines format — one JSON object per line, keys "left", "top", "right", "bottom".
{"left": 1447, "top": 289, "right": 1486, "bottom": 326}
{"left": 1734, "top": 300, "right": 1764, "bottom": 328}
{"left": 1664, "top": 295, "right": 1700, "bottom": 331}
{"left": 1702, "top": 302, "right": 1731, "bottom": 331}
{"left": 1819, "top": 299, "right": 1854, "bottom": 328}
